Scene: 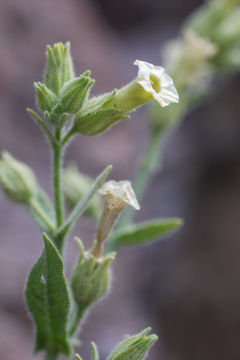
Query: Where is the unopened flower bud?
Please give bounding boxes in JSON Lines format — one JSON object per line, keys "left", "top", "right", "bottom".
{"left": 91, "top": 180, "right": 140, "bottom": 257}
{"left": 44, "top": 42, "right": 75, "bottom": 95}
{"left": 60, "top": 75, "right": 94, "bottom": 114}
{"left": 34, "top": 82, "right": 58, "bottom": 112}
{"left": 0, "top": 152, "right": 36, "bottom": 204}
{"left": 107, "top": 328, "right": 158, "bottom": 360}
{"left": 71, "top": 238, "right": 115, "bottom": 319}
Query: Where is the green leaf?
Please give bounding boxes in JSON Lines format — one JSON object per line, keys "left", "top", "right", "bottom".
{"left": 54, "top": 165, "right": 112, "bottom": 239}
{"left": 107, "top": 327, "right": 158, "bottom": 360}
{"left": 111, "top": 218, "right": 183, "bottom": 248}
{"left": 91, "top": 342, "right": 99, "bottom": 360}
{"left": 25, "top": 233, "right": 71, "bottom": 356}
{"left": 28, "top": 188, "right": 56, "bottom": 234}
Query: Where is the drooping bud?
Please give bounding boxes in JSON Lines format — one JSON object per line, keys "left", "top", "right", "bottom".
{"left": 107, "top": 328, "right": 158, "bottom": 360}
{"left": 72, "top": 60, "right": 178, "bottom": 136}
{"left": 34, "top": 82, "right": 58, "bottom": 112}
{"left": 90, "top": 180, "right": 140, "bottom": 258}
{"left": 60, "top": 74, "right": 94, "bottom": 114}
{"left": 44, "top": 42, "right": 75, "bottom": 95}
{"left": 63, "top": 164, "right": 102, "bottom": 221}
{"left": 71, "top": 238, "right": 115, "bottom": 333}
{"left": 0, "top": 152, "right": 36, "bottom": 204}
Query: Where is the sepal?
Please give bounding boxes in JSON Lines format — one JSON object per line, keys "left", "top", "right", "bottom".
{"left": 107, "top": 328, "right": 158, "bottom": 360}
{"left": 34, "top": 82, "right": 58, "bottom": 112}
{"left": 71, "top": 238, "right": 115, "bottom": 309}
{"left": 73, "top": 107, "right": 128, "bottom": 136}
{"left": 60, "top": 76, "right": 94, "bottom": 114}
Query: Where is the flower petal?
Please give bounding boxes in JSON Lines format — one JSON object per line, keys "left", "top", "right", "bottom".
{"left": 134, "top": 59, "right": 179, "bottom": 107}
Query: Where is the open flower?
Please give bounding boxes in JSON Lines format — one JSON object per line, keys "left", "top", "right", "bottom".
{"left": 90, "top": 180, "right": 140, "bottom": 257}
{"left": 134, "top": 60, "right": 179, "bottom": 107}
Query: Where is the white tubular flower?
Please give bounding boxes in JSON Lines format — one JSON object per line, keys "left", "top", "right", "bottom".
{"left": 134, "top": 60, "right": 179, "bottom": 107}
{"left": 99, "top": 180, "right": 140, "bottom": 210}
{"left": 91, "top": 180, "right": 140, "bottom": 257}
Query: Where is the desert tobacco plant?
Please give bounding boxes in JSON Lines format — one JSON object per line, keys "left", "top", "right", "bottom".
{"left": 0, "top": 42, "right": 181, "bottom": 360}
{"left": 115, "top": 0, "right": 240, "bottom": 234}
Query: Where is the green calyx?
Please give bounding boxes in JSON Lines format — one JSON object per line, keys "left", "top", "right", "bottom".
{"left": 107, "top": 328, "right": 158, "bottom": 360}
{"left": 60, "top": 74, "right": 94, "bottom": 114}
{"left": 70, "top": 238, "right": 115, "bottom": 334}
{"left": 71, "top": 237, "right": 115, "bottom": 308}
{"left": 72, "top": 79, "right": 153, "bottom": 136}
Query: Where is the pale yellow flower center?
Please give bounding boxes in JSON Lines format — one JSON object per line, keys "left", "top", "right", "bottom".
{"left": 150, "top": 73, "right": 161, "bottom": 93}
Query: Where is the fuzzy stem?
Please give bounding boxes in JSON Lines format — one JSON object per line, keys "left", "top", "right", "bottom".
{"left": 69, "top": 305, "right": 86, "bottom": 337}
{"left": 53, "top": 128, "right": 64, "bottom": 228}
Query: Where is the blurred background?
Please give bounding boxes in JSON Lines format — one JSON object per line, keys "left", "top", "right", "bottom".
{"left": 0, "top": 0, "right": 240, "bottom": 359}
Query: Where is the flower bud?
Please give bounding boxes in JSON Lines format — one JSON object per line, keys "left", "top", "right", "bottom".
{"left": 71, "top": 238, "right": 115, "bottom": 313}
{"left": 90, "top": 180, "right": 140, "bottom": 258}
{"left": 0, "top": 152, "right": 36, "bottom": 204}
{"left": 44, "top": 42, "right": 75, "bottom": 95}
{"left": 73, "top": 60, "right": 178, "bottom": 136}
{"left": 107, "top": 328, "right": 158, "bottom": 360}
{"left": 63, "top": 164, "right": 102, "bottom": 220}
{"left": 60, "top": 75, "right": 94, "bottom": 114}
{"left": 34, "top": 82, "right": 58, "bottom": 112}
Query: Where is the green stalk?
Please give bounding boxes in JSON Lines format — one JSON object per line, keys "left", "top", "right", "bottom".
{"left": 69, "top": 305, "right": 86, "bottom": 337}
{"left": 53, "top": 128, "right": 64, "bottom": 228}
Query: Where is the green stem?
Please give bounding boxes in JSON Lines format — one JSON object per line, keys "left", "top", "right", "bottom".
{"left": 69, "top": 305, "right": 86, "bottom": 337}
{"left": 29, "top": 199, "right": 56, "bottom": 233}
{"left": 53, "top": 128, "right": 64, "bottom": 228}
{"left": 62, "top": 126, "right": 75, "bottom": 146}
{"left": 45, "top": 351, "right": 58, "bottom": 360}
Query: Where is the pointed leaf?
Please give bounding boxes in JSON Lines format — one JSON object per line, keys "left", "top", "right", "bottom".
{"left": 111, "top": 218, "right": 183, "bottom": 248}
{"left": 54, "top": 165, "right": 112, "bottom": 239}
{"left": 25, "top": 234, "right": 71, "bottom": 356}
{"left": 28, "top": 188, "right": 56, "bottom": 233}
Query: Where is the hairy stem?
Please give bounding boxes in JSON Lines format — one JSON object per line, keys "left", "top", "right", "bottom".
{"left": 69, "top": 305, "right": 86, "bottom": 337}
{"left": 53, "top": 128, "right": 64, "bottom": 228}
